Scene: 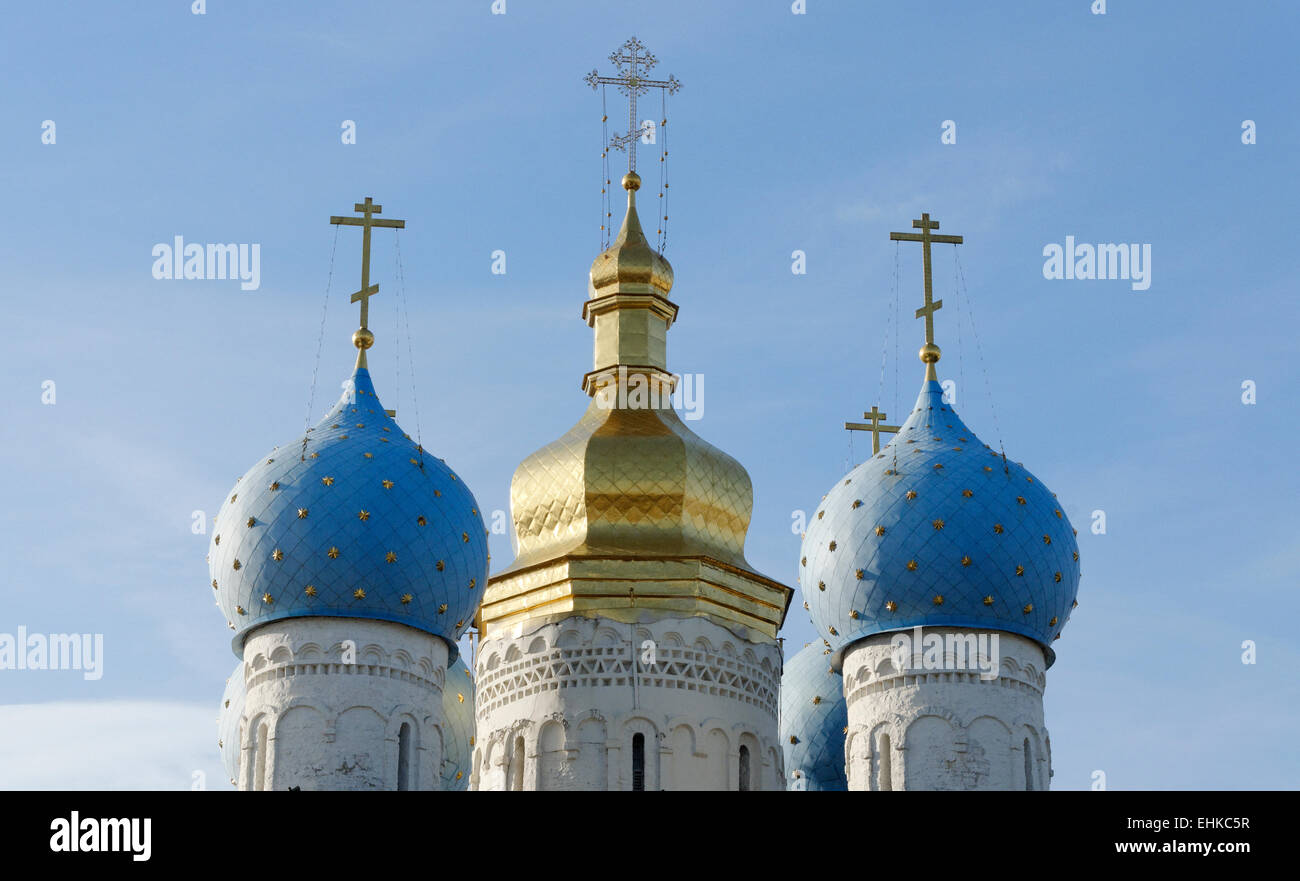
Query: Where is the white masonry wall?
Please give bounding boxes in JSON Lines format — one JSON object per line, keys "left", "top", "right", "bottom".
{"left": 840, "top": 628, "right": 1052, "bottom": 791}
{"left": 471, "top": 614, "right": 783, "bottom": 791}
{"left": 237, "top": 618, "right": 449, "bottom": 791}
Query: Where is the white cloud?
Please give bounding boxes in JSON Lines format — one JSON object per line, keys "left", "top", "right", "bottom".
{"left": 0, "top": 701, "right": 227, "bottom": 791}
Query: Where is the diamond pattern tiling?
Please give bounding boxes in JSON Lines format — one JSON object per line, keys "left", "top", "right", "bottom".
{"left": 779, "top": 643, "right": 848, "bottom": 790}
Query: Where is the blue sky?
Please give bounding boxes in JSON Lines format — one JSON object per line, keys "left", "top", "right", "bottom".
{"left": 2, "top": 1, "right": 1296, "bottom": 789}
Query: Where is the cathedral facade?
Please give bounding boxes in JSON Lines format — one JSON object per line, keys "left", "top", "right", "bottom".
{"left": 210, "top": 46, "right": 1080, "bottom": 792}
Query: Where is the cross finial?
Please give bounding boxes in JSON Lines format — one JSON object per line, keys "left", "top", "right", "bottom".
{"left": 845, "top": 406, "right": 901, "bottom": 455}
{"left": 889, "top": 212, "right": 963, "bottom": 380}
{"left": 585, "top": 37, "right": 681, "bottom": 173}
{"left": 330, "top": 197, "right": 405, "bottom": 369}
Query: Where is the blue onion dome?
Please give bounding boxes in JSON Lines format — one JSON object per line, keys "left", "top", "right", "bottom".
{"left": 207, "top": 366, "right": 489, "bottom": 656}
{"left": 441, "top": 655, "right": 474, "bottom": 791}
{"left": 779, "top": 643, "right": 848, "bottom": 791}
{"left": 802, "top": 377, "right": 1080, "bottom": 664}
{"left": 217, "top": 661, "right": 246, "bottom": 787}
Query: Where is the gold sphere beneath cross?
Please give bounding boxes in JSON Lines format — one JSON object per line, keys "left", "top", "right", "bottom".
{"left": 622, "top": 171, "right": 641, "bottom": 191}
{"left": 353, "top": 328, "right": 375, "bottom": 350}
{"left": 919, "top": 342, "right": 942, "bottom": 364}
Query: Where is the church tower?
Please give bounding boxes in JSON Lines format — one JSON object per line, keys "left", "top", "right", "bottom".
{"left": 208, "top": 198, "right": 489, "bottom": 790}
{"left": 471, "top": 39, "right": 793, "bottom": 791}
{"left": 800, "top": 214, "right": 1081, "bottom": 791}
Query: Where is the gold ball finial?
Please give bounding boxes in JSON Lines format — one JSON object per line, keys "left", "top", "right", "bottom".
{"left": 622, "top": 171, "right": 641, "bottom": 191}
{"left": 919, "top": 342, "right": 941, "bottom": 364}
{"left": 353, "top": 328, "right": 375, "bottom": 350}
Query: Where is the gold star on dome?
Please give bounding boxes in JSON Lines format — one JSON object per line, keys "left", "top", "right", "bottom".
{"left": 305, "top": 585, "right": 317, "bottom": 597}
{"left": 436, "top": 560, "right": 445, "bottom": 571}
{"left": 1054, "top": 572, "right": 1062, "bottom": 582}
{"left": 1015, "top": 564, "right": 1025, "bottom": 576}
{"left": 933, "top": 463, "right": 944, "bottom": 471}
{"left": 469, "top": 578, "right": 476, "bottom": 589}
{"left": 214, "top": 535, "right": 220, "bottom": 546}
{"left": 932, "top": 595, "right": 944, "bottom": 605}
{"left": 438, "top": 603, "right": 448, "bottom": 613}
{"left": 817, "top": 581, "right": 825, "bottom": 591}
{"left": 340, "top": 435, "right": 349, "bottom": 440}
{"left": 246, "top": 517, "right": 256, "bottom": 528}
{"left": 353, "top": 588, "right": 366, "bottom": 599}
{"left": 812, "top": 695, "right": 822, "bottom": 705}
{"left": 962, "top": 489, "right": 973, "bottom": 498}
{"left": 885, "top": 469, "right": 896, "bottom": 476}
{"left": 211, "top": 579, "right": 218, "bottom": 589}
{"left": 401, "top": 593, "right": 412, "bottom": 604}
{"left": 1072, "top": 599, "right": 1079, "bottom": 608}
{"left": 461, "top": 532, "right": 469, "bottom": 543}
{"left": 855, "top": 568, "right": 864, "bottom": 580}
{"left": 803, "top": 601, "right": 809, "bottom": 610}
{"left": 328, "top": 547, "right": 340, "bottom": 559}
{"left": 382, "top": 479, "right": 394, "bottom": 489}
{"left": 851, "top": 499, "right": 862, "bottom": 509}
{"left": 983, "top": 595, "right": 994, "bottom": 605}
{"left": 356, "top": 423, "right": 364, "bottom": 429}
{"left": 1055, "top": 509, "right": 1063, "bottom": 519}
{"left": 434, "top": 489, "right": 442, "bottom": 497}
{"left": 358, "top": 510, "right": 371, "bottom": 521}
{"left": 417, "top": 516, "right": 427, "bottom": 526}
{"left": 230, "top": 494, "right": 238, "bottom": 504}
{"left": 1043, "top": 535, "right": 1052, "bottom": 545}
{"left": 961, "top": 555, "right": 971, "bottom": 567}
{"left": 993, "top": 524, "right": 1004, "bottom": 534}
{"left": 983, "top": 466, "right": 992, "bottom": 472}
{"left": 828, "top": 540, "right": 837, "bottom": 551}
{"left": 385, "top": 551, "right": 397, "bottom": 563}
{"left": 850, "top": 610, "right": 860, "bottom": 619}
{"left": 875, "top": 526, "right": 886, "bottom": 536}
{"left": 1073, "top": 551, "right": 1079, "bottom": 561}
{"left": 269, "top": 481, "right": 280, "bottom": 491}
{"left": 232, "top": 559, "right": 241, "bottom": 570}
{"left": 455, "top": 620, "right": 464, "bottom": 628}
{"left": 1022, "top": 603, "right": 1033, "bottom": 614}
{"left": 1026, "top": 476, "right": 1034, "bottom": 483}
{"left": 932, "top": 519, "right": 945, "bottom": 530}
{"left": 310, "top": 452, "right": 319, "bottom": 459}
{"left": 789, "top": 735, "right": 799, "bottom": 745}
{"left": 905, "top": 490, "right": 918, "bottom": 500}
{"left": 816, "top": 511, "right": 824, "bottom": 520}
{"left": 827, "top": 626, "right": 838, "bottom": 636}
{"left": 262, "top": 593, "right": 273, "bottom": 605}
{"left": 906, "top": 560, "right": 918, "bottom": 571}
{"left": 271, "top": 549, "right": 283, "bottom": 561}
{"left": 297, "top": 508, "right": 308, "bottom": 519}
{"left": 322, "top": 476, "right": 334, "bottom": 486}
{"left": 1049, "top": 616, "right": 1058, "bottom": 626}
{"left": 1016, "top": 496, "right": 1027, "bottom": 505}
{"left": 363, "top": 452, "right": 373, "bottom": 459}
{"left": 800, "top": 556, "right": 806, "bottom": 565}
{"left": 236, "top": 605, "right": 245, "bottom": 615}
{"left": 886, "top": 600, "right": 898, "bottom": 612}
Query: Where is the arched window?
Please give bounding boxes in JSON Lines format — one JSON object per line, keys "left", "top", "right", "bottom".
{"left": 738, "top": 745, "right": 752, "bottom": 791}
{"left": 877, "top": 732, "right": 892, "bottom": 791}
{"left": 510, "top": 735, "right": 526, "bottom": 791}
{"left": 254, "top": 722, "right": 269, "bottom": 791}
{"left": 631, "top": 733, "right": 646, "bottom": 791}
{"left": 1024, "top": 737, "right": 1034, "bottom": 791}
{"left": 397, "top": 722, "right": 412, "bottom": 791}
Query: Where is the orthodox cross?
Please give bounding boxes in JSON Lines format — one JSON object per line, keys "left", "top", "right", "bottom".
{"left": 330, "top": 197, "right": 405, "bottom": 332}
{"left": 585, "top": 37, "right": 681, "bottom": 173}
{"left": 889, "top": 213, "right": 963, "bottom": 348}
{"left": 845, "top": 406, "right": 900, "bottom": 455}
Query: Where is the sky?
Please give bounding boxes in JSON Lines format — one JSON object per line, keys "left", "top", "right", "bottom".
{"left": 1, "top": 1, "right": 1297, "bottom": 790}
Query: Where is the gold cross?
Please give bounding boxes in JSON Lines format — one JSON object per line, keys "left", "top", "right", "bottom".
{"left": 889, "top": 213, "right": 963, "bottom": 353}
{"left": 330, "top": 197, "right": 405, "bottom": 332}
{"left": 845, "top": 406, "right": 900, "bottom": 454}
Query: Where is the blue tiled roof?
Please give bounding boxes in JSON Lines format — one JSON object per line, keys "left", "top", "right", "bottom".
{"left": 208, "top": 367, "right": 489, "bottom": 656}
{"left": 802, "top": 378, "right": 1080, "bottom": 662}
{"left": 779, "top": 643, "right": 848, "bottom": 790}
{"left": 217, "top": 661, "right": 245, "bottom": 786}
{"left": 442, "top": 655, "right": 474, "bottom": 791}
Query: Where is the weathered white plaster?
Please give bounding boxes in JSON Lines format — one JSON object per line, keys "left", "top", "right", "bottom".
{"left": 237, "top": 618, "right": 450, "bottom": 791}
{"left": 840, "top": 629, "right": 1052, "bottom": 791}
{"left": 472, "top": 614, "right": 783, "bottom": 791}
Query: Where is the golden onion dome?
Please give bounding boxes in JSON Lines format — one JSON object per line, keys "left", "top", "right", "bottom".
{"left": 589, "top": 172, "right": 674, "bottom": 297}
